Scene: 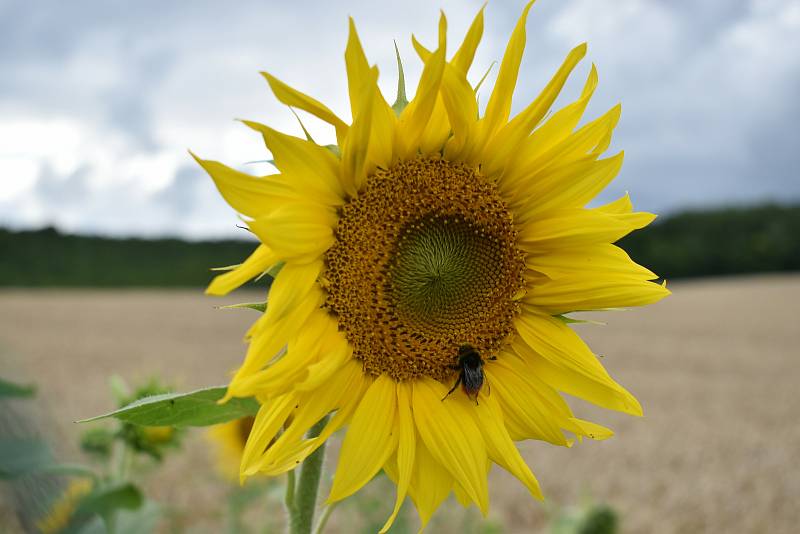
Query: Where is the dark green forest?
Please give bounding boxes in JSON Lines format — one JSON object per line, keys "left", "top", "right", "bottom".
{"left": 618, "top": 203, "right": 800, "bottom": 279}
{"left": 0, "top": 203, "right": 797, "bottom": 287}
{"left": 0, "top": 227, "right": 256, "bottom": 287}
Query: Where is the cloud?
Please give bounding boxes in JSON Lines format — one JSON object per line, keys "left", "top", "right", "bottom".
{"left": 0, "top": 0, "right": 797, "bottom": 238}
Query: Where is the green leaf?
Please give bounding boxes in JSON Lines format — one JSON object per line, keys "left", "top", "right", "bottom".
{"left": 36, "top": 463, "right": 99, "bottom": 481}
{"left": 392, "top": 41, "right": 409, "bottom": 115}
{"left": 219, "top": 301, "right": 267, "bottom": 313}
{"left": 474, "top": 61, "right": 496, "bottom": 94}
{"left": 265, "top": 260, "right": 285, "bottom": 280}
{"left": 556, "top": 314, "right": 585, "bottom": 325}
{"left": 244, "top": 159, "right": 276, "bottom": 167}
{"left": 556, "top": 314, "right": 605, "bottom": 326}
{"left": 72, "top": 501, "right": 161, "bottom": 534}
{"left": 77, "top": 386, "right": 259, "bottom": 427}
{"left": 0, "top": 438, "right": 52, "bottom": 478}
{"left": 210, "top": 263, "right": 240, "bottom": 272}
{"left": 0, "top": 376, "right": 36, "bottom": 398}
{"left": 290, "top": 107, "right": 315, "bottom": 142}
{"left": 75, "top": 482, "right": 143, "bottom": 516}
{"left": 324, "top": 145, "right": 341, "bottom": 158}
{"left": 108, "top": 374, "right": 131, "bottom": 404}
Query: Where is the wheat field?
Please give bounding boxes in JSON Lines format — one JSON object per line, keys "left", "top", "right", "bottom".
{"left": 1, "top": 274, "right": 798, "bottom": 533}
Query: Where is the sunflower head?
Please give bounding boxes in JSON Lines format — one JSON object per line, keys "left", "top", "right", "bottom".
{"left": 324, "top": 157, "right": 526, "bottom": 382}
{"left": 197, "top": 1, "right": 668, "bottom": 530}
{"left": 35, "top": 478, "right": 94, "bottom": 534}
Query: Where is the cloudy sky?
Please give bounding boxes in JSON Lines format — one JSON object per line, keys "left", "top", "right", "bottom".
{"left": 1, "top": 0, "right": 798, "bottom": 239}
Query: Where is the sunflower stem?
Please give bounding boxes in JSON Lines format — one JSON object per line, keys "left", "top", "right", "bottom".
{"left": 312, "top": 503, "right": 337, "bottom": 534}
{"left": 288, "top": 415, "right": 330, "bottom": 534}
{"left": 285, "top": 469, "right": 296, "bottom": 517}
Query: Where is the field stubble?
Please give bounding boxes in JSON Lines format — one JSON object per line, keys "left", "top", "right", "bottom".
{"left": 1, "top": 274, "right": 798, "bottom": 533}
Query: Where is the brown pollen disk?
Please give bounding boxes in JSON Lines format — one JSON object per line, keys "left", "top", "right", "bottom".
{"left": 322, "top": 158, "right": 525, "bottom": 382}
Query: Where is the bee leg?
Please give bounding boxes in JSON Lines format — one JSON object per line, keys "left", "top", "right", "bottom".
{"left": 442, "top": 376, "right": 462, "bottom": 401}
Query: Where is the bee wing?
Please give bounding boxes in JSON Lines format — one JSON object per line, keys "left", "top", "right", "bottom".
{"left": 461, "top": 365, "right": 484, "bottom": 396}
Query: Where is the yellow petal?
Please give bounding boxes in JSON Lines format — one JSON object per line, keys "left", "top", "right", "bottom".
{"left": 345, "top": 17, "right": 373, "bottom": 120}
{"left": 248, "top": 204, "right": 335, "bottom": 264}
{"left": 412, "top": 377, "right": 489, "bottom": 515}
{"left": 565, "top": 418, "right": 614, "bottom": 441}
{"left": 480, "top": 0, "right": 535, "bottom": 140}
{"left": 261, "top": 72, "right": 349, "bottom": 145}
{"left": 379, "top": 382, "right": 416, "bottom": 533}
{"left": 206, "top": 245, "right": 277, "bottom": 296}
{"left": 294, "top": 333, "right": 352, "bottom": 392}
{"left": 262, "top": 361, "right": 369, "bottom": 475}
{"left": 408, "top": 440, "right": 453, "bottom": 529}
{"left": 495, "top": 351, "right": 620, "bottom": 442}
{"left": 451, "top": 5, "right": 485, "bottom": 74}
{"left": 241, "top": 121, "right": 344, "bottom": 206}
{"left": 539, "top": 103, "right": 622, "bottom": 168}
{"left": 513, "top": 339, "right": 640, "bottom": 416}
{"left": 596, "top": 192, "right": 635, "bottom": 214}
{"left": 525, "top": 276, "right": 671, "bottom": 314}
{"left": 240, "top": 393, "right": 296, "bottom": 480}
{"left": 244, "top": 308, "right": 334, "bottom": 394}
{"left": 505, "top": 102, "right": 622, "bottom": 202}
{"left": 263, "top": 260, "right": 322, "bottom": 323}
{"left": 502, "top": 64, "right": 598, "bottom": 182}
{"left": 341, "top": 67, "right": 395, "bottom": 195}
{"left": 527, "top": 243, "right": 657, "bottom": 281}
{"left": 411, "top": 34, "right": 432, "bottom": 61}
{"left": 462, "top": 390, "right": 543, "bottom": 499}
{"left": 418, "top": 94, "right": 451, "bottom": 156}
{"left": 510, "top": 152, "right": 623, "bottom": 221}
{"left": 341, "top": 72, "right": 373, "bottom": 197}
{"left": 452, "top": 481, "right": 472, "bottom": 508}
{"left": 369, "top": 95, "right": 396, "bottom": 172}
{"left": 396, "top": 14, "right": 447, "bottom": 159}
{"left": 515, "top": 311, "right": 605, "bottom": 375}
{"left": 514, "top": 312, "right": 643, "bottom": 416}
{"left": 258, "top": 362, "right": 364, "bottom": 475}
{"left": 517, "top": 205, "right": 655, "bottom": 251}
{"left": 482, "top": 42, "right": 587, "bottom": 178}
{"left": 312, "top": 361, "right": 371, "bottom": 444}
{"left": 259, "top": 439, "right": 318, "bottom": 476}
{"left": 227, "top": 286, "right": 323, "bottom": 397}
{"left": 329, "top": 375, "right": 398, "bottom": 502}
{"left": 441, "top": 63, "right": 479, "bottom": 161}
{"left": 191, "top": 152, "right": 291, "bottom": 218}
{"left": 484, "top": 363, "right": 569, "bottom": 445}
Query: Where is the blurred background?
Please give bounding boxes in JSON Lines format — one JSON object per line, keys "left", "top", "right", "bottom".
{"left": 1, "top": 0, "right": 798, "bottom": 532}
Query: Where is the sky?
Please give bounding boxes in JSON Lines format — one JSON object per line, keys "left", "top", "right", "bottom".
{"left": 1, "top": 0, "right": 798, "bottom": 239}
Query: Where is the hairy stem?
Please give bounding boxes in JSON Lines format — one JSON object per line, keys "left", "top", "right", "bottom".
{"left": 313, "top": 503, "right": 337, "bottom": 534}
{"left": 288, "top": 415, "right": 330, "bottom": 534}
{"left": 284, "top": 469, "right": 296, "bottom": 517}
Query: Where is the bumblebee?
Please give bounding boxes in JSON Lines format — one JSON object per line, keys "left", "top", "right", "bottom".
{"left": 442, "top": 344, "right": 496, "bottom": 404}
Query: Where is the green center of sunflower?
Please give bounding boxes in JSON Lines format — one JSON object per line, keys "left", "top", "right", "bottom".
{"left": 323, "top": 158, "right": 525, "bottom": 382}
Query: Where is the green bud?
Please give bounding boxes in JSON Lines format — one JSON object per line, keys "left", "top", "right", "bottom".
{"left": 79, "top": 427, "right": 115, "bottom": 459}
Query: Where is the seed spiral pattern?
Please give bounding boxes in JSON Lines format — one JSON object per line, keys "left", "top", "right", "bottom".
{"left": 323, "top": 158, "right": 525, "bottom": 381}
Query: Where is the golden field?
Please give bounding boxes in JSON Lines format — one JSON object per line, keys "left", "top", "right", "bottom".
{"left": 1, "top": 274, "right": 798, "bottom": 533}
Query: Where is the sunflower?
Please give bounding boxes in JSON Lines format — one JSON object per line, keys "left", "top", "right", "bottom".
{"left": 195, "top": 2, "right": 668, "bottom": 530}
{"left": 35, "top": 478, "right": 94, "bottom": 534}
